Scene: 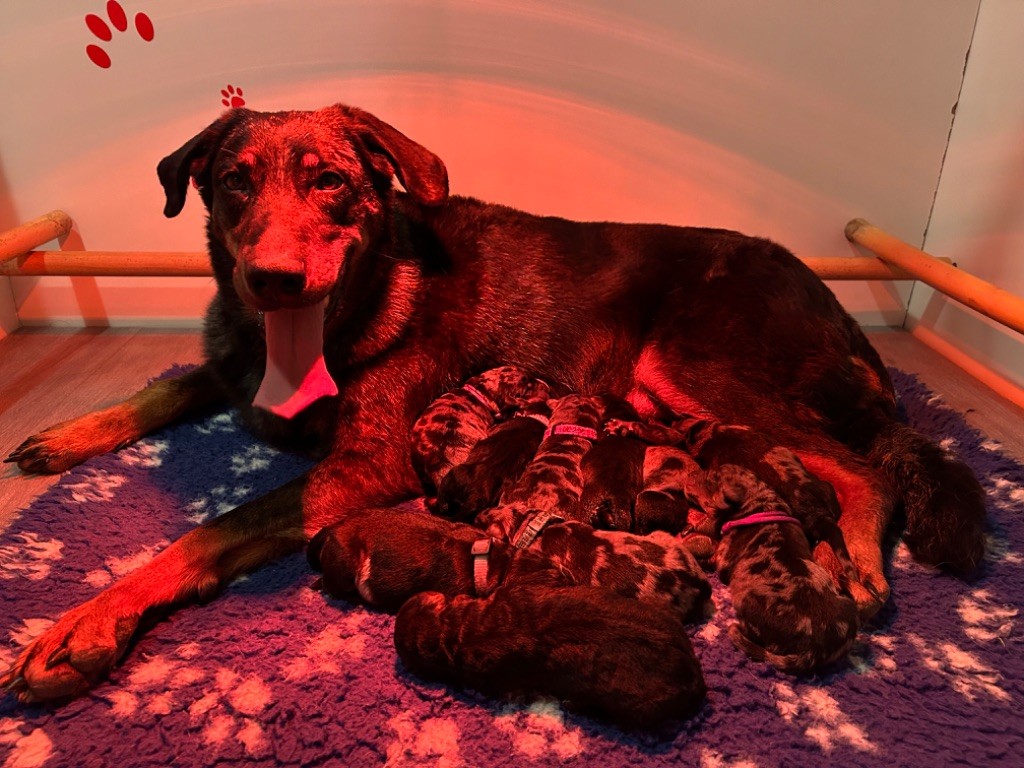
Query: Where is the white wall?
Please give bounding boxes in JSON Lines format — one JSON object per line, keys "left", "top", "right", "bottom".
{"left": 909, "top": 0, "right": 1024, "bottom": 392}
{"left": 0, "top": 279, "right": 17, "bottom": 340}
{"left": 0, "top": 1, "right": 979, "bottom": 328}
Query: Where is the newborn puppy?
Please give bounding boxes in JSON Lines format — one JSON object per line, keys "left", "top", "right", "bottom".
{"left": 703, "top": 463, "right": 860, "bottom": 673}
{"left": 632, "top": 445, "right": 700, "bottom": 535}
{"left": 308, "top": 508, "right": 711, "bottom": 624}
{"left": 306, "top": 508, "right": 561, "bottom": 611}
{"left": 579, "top": 396, "right": 645, "bottom": 531}
{"left": 435, "top": 398, "right": 552, "bottom": 522}
{"left": 537, "top": 522, "right": 712, "bottom": 623}
{"left": 410, "top": 366, "right": 550, "bottom": 498}
{"left": 477, "top": 394, "right": 603, "bottom": 545}
{"left": 394, "top": 585, "right": 707, "bottom": 730}
{"left": 606, "top": 415, "right": 860, "bottom": 593}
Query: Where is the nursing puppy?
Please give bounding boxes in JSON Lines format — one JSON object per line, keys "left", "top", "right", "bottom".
{"left": 410, "top": 366, "right": 549, "bottom": 498}
{"left": 435, "top": 397, "right": 552, "bottom": 521}
{"left": 703, "top": 463, "right": 860, "bottom": 673}
{"left": 477, "top": 394, "right": 604, "bottom": 545}
{"left": 578, "top": 396, "right": 646, "bottom": 531}
{"left": 607, "top": 415, "right": 862, "bottom": 595}
{"left": 394, "top": 586, "right": 707, "bottom": 730}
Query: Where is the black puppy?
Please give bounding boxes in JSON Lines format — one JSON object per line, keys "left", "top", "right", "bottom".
{"left": 394, "top": 586, "right": 707, "bottom": 730}
{"left": 578, "top": 396, "right": 646, "bottom": 531}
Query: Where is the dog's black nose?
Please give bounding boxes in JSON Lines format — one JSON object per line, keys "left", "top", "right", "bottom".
{"left": 247, "top": 267, "right": 307, "bottom": 304}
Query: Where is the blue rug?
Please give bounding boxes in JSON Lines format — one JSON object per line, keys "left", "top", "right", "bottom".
{"left": 0, "top": 369, "right": 1021, "bottom": 767}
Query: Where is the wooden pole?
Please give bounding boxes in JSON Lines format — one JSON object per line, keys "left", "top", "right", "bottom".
{"left": 0, "top": 251, "right": 212, "bottom": 277}
{"left": 0, "top": 211, "right": 73, "bottom": 262}
{"left": 845, "top": 218, "right": 1024, "bottom": 337}
{"left": 0, "top": 249, "right": 922, "bottom": 281}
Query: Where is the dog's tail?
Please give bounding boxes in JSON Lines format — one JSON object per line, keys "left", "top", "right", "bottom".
{"left": 863, "top": 419, "right": 986, "bottom": 573}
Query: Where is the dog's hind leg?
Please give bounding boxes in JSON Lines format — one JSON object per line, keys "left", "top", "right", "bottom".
{"left": 0, "top": 474, "right": 308, "bottom": 702}
{"left": 6, "top": 364, "right": 225, "bottom": 474}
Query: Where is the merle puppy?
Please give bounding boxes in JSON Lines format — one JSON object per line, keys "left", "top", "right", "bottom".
{"left": 410, "top": 365, "right": 549, "bottom": 499}
{"left": 477, "top": 394, "right": 604, "bottom": 545}
{"left": 607, "top": 415, "right": 863, "bottom": 597}
{"left": 703, "top": 464, "right": 860, "bottom": 673}
{"left": 394, "top": 586, "right": 707, "bottom": 730}
{"left": 435, "top": 397, "right": 552, "bottom": 521}
{"left": 3, "top": 103, "right": 985, "bottom": 702}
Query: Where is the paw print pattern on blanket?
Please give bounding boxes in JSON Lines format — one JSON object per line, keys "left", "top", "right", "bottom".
{"left": 384, "top": 711, "right": 464, "bottom": 768}
{"left": 0, "top": 534, "right": 64, "bottom": 581}
{"left": 284, "top": 612, "right": 369, "bottom": 680}
{"left": 118, "top": 438, "right": 169, "bottom": 468}
{"left": 492, "top": 700, "right": 583, "bottom": 761}
{"left": 958, "top": 589, "right": 1017, "bottom": 643}
{"left": 772, "top": 682, "right": 877, "bottom": 754}
{"left": 64, "top": 468, "right": 126, "bottom": 503}
{"left": 0, "top": 718, "right": 53, "bottom": 768}
{"left": 906, "top": 633, "right": 1012, "bottom": 703}
{"left": 83, "top": 540, "right": 169, "bottom": 588}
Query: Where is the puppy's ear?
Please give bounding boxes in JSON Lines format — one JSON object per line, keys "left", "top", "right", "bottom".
{"left": 157, "top": 110, "right": 251, "bottom": 217}
{"left": 339, "top": 105, "right": 449, "bottom": 207}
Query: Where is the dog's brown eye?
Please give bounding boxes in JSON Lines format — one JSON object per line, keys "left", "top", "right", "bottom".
{"left": 315, "top": 172, "right": 344, "bottom": 191}
{"left": 222, "top": 172, "right": 247, "bottom": 193}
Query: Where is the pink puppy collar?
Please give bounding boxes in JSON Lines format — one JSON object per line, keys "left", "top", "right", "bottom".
{"left": 463, "top": 384, "right": 499, "bottom": 414}
{"left": 720, "top": 510, "right": 801, "bottom": 534}
{"left": 543, "top": 424, "right": 598, "bottom": 441}
{"left": 471, "top": 538, "right": 492, "bottom": 596}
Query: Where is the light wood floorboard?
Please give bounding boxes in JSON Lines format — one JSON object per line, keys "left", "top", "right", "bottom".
{"left": 1, "top": 328, "right": 1021, "bottom": 532}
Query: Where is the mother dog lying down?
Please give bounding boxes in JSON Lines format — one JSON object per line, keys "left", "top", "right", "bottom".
{"left": 2, "top": 103, "right": 986, "bottom": 702}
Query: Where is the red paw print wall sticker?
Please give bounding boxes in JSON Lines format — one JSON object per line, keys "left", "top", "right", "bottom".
{"left": 221, "top": 85, "right": 246, "bottom": 108}
{"left": 85, "top": 1, "right": 154, "bottom": 69}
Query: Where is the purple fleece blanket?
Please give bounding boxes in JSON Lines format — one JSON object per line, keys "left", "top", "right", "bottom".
{"left": 1, "top": 369, "right": 1021, "bottom": 767}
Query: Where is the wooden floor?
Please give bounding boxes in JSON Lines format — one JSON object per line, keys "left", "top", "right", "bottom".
{"left": 1, "top": 327, "right": 1023, "bottom": 531}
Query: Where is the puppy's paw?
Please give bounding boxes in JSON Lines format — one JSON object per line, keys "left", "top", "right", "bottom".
{"left": 602, "top": 418, "right": 640, "bottom": 438}
{"left": 1, "top": 603, "right": 139, "bottom": 702}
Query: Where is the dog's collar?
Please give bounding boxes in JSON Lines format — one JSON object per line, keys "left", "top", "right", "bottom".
{"left": 720, "top": 510, "right": 801, "bottom": 534}
{"left": 543, "top": 424, "right": 598, "bottom": 441}
{"left": 463, "top": 384, "right": 500, "bottom": 414}
{"left": 471, "top": 538, "right": 492, "bottom": 596}
{"left": 511, "top": 509, "right": 565, "bottom": 549}
{"left": 520, "top": 412, "right": 550, "bottom": 426}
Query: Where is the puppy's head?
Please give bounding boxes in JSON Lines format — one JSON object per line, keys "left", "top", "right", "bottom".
{"left": 157, "top": 104, "right": 448, "bottom": 312}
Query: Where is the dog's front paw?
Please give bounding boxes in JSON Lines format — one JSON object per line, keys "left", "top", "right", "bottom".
{"left": 5, "top": 416, "right": 130, "bottom": 475}
{"left": 0, "top": 603, "right": 139, "bottom": 702}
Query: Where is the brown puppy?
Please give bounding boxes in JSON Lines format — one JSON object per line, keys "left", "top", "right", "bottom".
{"left": 435, "top": 397, "right": 552, "bottom": 521}
{"left": 394, "top": 586, "right": 707, "bottom": 730}
{"left": 410, "top": 366, "right": 549, "bottom": 499}
{"left": 2, "top": 104, "right": 985, "bottom": 702}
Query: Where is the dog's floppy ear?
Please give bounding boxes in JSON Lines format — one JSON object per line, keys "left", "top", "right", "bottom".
{"left": 340, "top": 106, "right": 449, "bottom": 207}
{"left": 157, "top": 110, "right": 251, "bottom": 218}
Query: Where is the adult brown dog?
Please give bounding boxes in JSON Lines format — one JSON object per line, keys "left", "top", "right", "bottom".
{"left": 2, "top": 104, "right": 986, "bottom": 702}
